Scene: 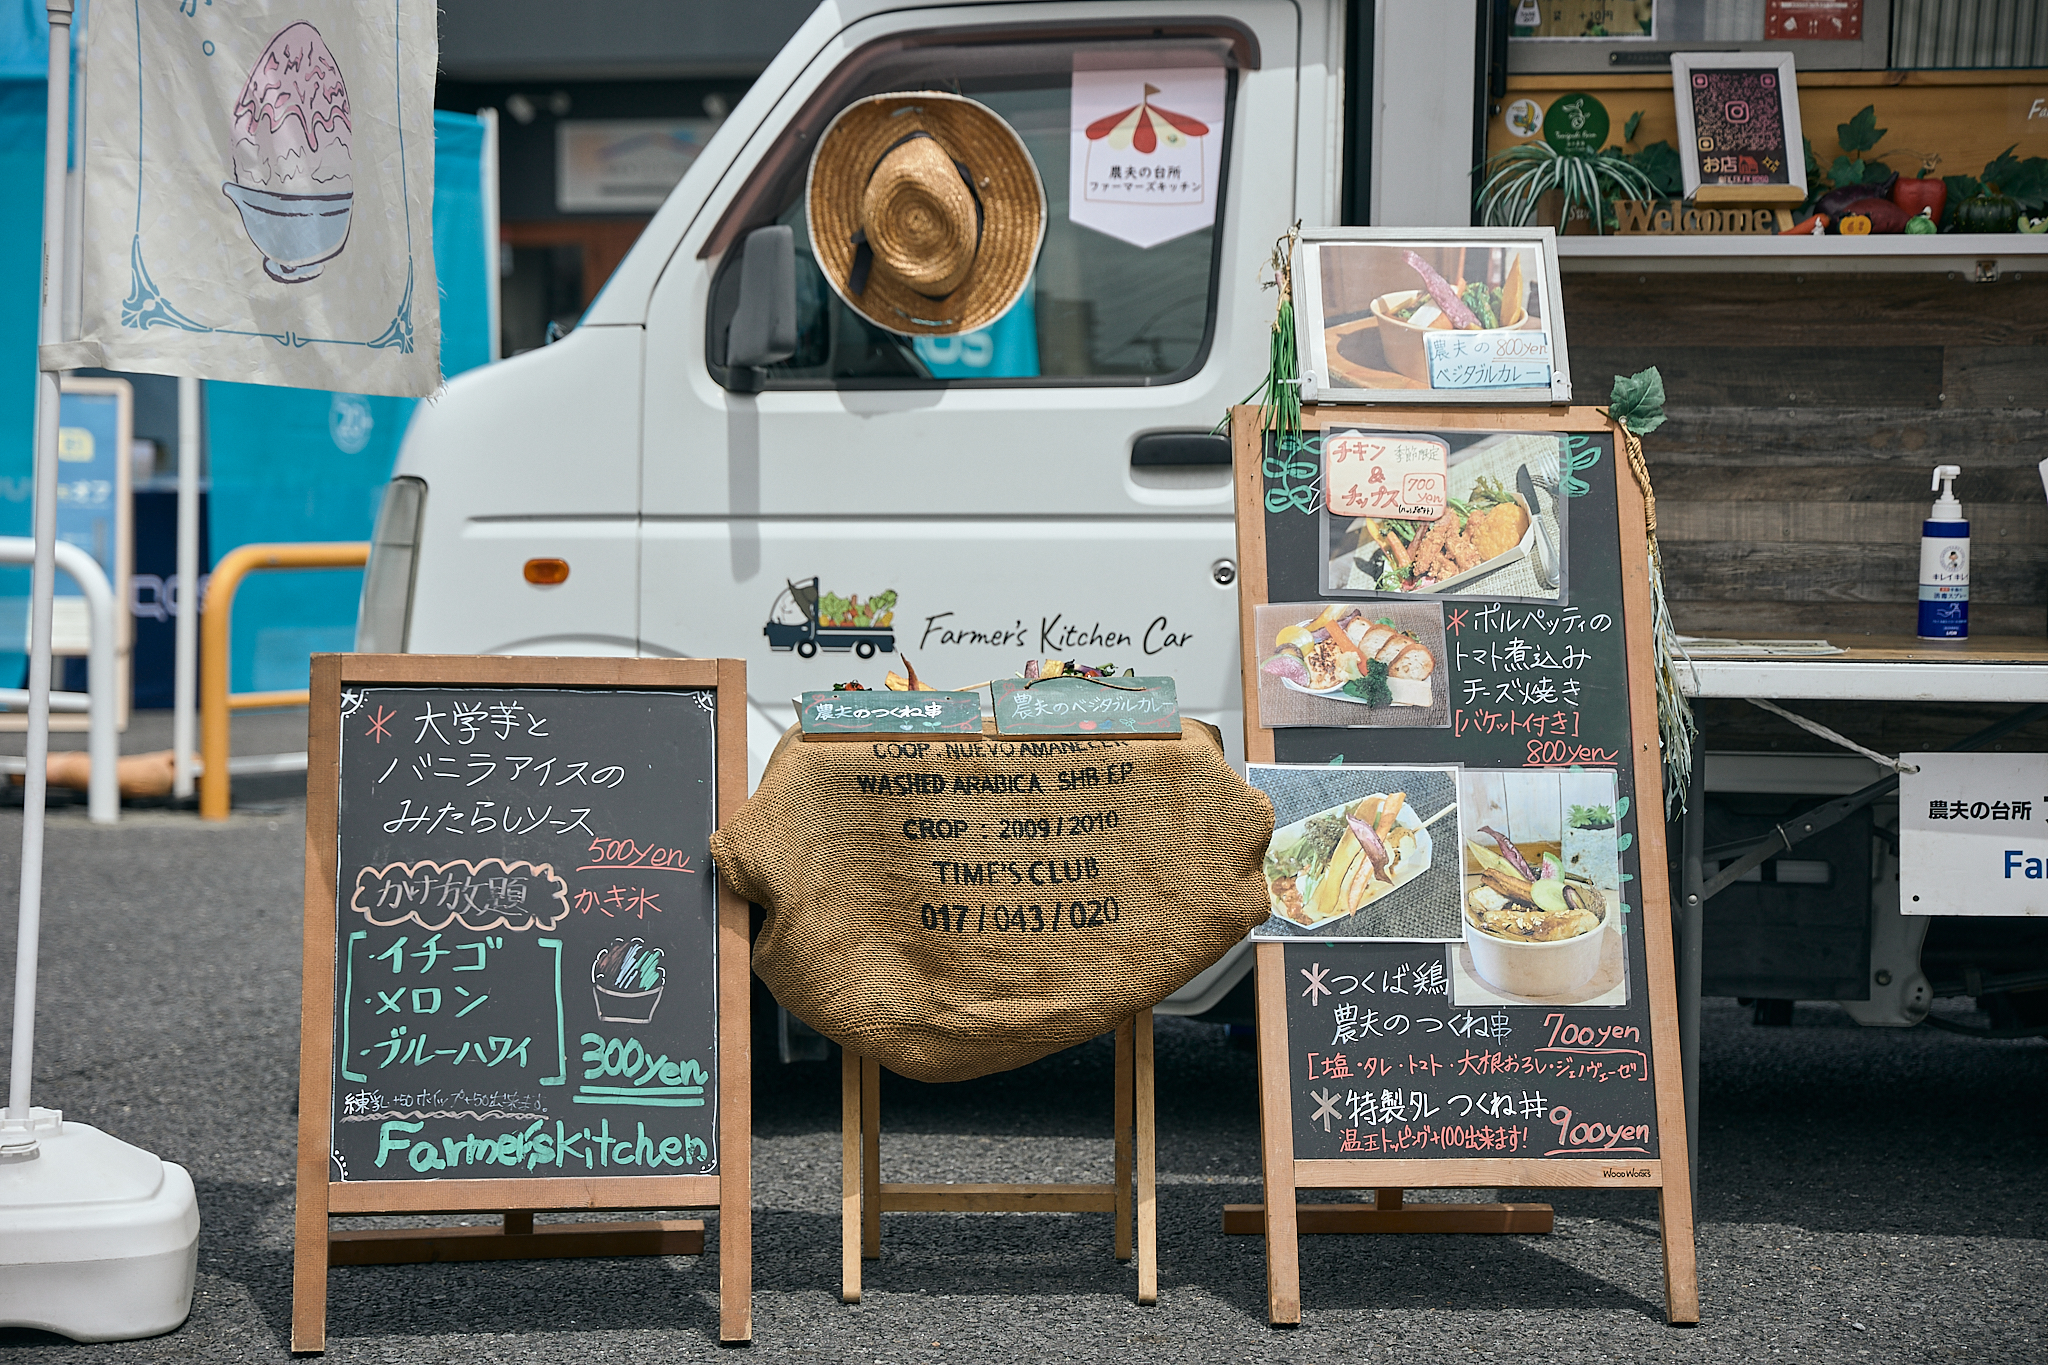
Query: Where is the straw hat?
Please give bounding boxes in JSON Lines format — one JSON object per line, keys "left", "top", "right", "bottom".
{"left": 806, "top": 92, "right": 1045, "bottom": 336}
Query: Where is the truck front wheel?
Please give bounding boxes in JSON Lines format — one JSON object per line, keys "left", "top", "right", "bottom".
{"left": 797, "top": 640, "right": 818, "bottom": 658}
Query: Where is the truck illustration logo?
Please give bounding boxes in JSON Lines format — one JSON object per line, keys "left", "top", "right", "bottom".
{"left": 764, "top": 577, "right": 897, "bottom": 660}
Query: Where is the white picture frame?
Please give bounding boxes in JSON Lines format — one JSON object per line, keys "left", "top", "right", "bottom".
{"left": 1670, "top": 51, "right": 1806, "bottom": 202}
{"left": 1292, "top": 228, "right": 1572, "bottom": 407}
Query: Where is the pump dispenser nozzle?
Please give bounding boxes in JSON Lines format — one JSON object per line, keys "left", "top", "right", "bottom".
{"left": 1929, "top": 465, "right": 1963, "bottom": 521}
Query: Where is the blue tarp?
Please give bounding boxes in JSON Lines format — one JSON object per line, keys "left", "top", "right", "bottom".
{"left": 205, "top": 110, "right": 492, "bottom": 692}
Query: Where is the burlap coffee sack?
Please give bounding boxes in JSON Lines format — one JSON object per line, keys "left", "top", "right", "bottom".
{"left": 711, "top": 719, "right": 1273, "bottom": 1082}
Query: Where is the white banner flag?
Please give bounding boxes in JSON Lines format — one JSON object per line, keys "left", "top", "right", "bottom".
{"left": 48, "top": 2, "right": 439, "bottom": 396}
{"left": 1069, "top": 66, "right": 1225, "bottom": 249}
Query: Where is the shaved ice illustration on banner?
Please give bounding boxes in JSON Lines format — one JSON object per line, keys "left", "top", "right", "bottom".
{"left": 54, "top": 1, "right": 439, "bottom": 396}
{"left": 221, "top": 23, "right": 356, "bottom": 284}
{"left": 1069, "top": 64, "right": 1226, "bottom": 248}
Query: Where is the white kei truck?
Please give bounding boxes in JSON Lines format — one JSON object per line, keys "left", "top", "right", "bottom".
{"left": 361, "top": 0, "right": 1509, "bottom": 1040}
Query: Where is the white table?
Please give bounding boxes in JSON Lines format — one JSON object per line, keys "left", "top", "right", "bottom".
{"left": 1671, "top": 636, "right": 2048, "bottom": 1194}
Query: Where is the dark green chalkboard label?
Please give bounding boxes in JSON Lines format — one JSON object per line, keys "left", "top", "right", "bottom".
{"left": 990, "top": 676, "right": 1182, "bottom": 736}
{"left": 796, "top": 690, "right": 984, "bottom": 735}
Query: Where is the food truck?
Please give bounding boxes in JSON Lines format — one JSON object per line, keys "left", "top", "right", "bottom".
{"left": 361, "top": 0, "right": 2048, "bottom": 1038}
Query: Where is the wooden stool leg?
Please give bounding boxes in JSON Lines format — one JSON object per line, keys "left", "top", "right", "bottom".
{"left": 1114, "top": 1019, "right": 1134, "bottom": 1262}
{"left": 841, "top": 1047, "right": 861, "bottom": 1304}
{"left": 290, "top": 1174, "right": 330, "bottom": 1351}
{"left": 861, "top": 1054, "right": 882, "bottom": 1260}
{"left": 1135, "top": 1008, "right": 1158, "bottom": 1305}
{"left": 1254, "top": 944, "right": 1302, "bottom": 1325}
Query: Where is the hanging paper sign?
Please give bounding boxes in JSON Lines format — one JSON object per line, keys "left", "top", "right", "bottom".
{"left": 796, "top": 690, "right": 985, "bottom": 737}
{"left": 53, "top": 2, "right": 441, "bottom": 396}
{"left": 1068, "top": 66, "right": 1226, "bottom": 249}
{"left": 1423, "top": 331, "right": 1556, "bottom": 391}
{"left": 1323, "top": 430, "right": 1451, "bottom": 522}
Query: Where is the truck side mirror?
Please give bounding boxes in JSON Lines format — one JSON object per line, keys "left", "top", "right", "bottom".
{"left": 725, "top": 224, "right": 797, "bottom": 388}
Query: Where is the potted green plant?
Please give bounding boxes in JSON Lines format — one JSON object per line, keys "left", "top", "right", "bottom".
{"left": 1475, "top": 141, "right": 1658, "bottom": 235}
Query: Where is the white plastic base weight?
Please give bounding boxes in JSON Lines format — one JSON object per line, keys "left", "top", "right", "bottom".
{"left": 0, "top": 1113, "right": 199, "bottom": 1341}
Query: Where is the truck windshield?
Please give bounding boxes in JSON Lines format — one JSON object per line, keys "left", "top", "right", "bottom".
{"left": 714, "top": 35, "right": 1237, "bottom": 388}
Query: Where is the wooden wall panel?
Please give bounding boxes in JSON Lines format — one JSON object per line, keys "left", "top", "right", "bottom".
{"left": 1562, "top": 270, "right": 2048, "bottom": 751}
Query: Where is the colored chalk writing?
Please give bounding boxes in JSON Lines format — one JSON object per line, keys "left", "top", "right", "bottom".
{"left": 330, "top": 686, "right": 721, "bottom": 1181}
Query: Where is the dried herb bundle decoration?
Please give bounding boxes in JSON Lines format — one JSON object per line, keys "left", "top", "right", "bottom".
{"left": 1603, "top": 367, "right": 1695, "bottom": 813}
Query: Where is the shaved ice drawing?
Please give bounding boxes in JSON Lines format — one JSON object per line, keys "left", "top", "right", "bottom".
{"left": 221, "top": 22, "right": 355, "bottom": 283}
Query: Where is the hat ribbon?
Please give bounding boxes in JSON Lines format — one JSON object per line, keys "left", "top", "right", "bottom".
{"left": 848, "top": 130, "right": 986, "bottom": 299}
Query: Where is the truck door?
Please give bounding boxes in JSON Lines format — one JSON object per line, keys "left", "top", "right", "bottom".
{"left": 639, "top": 3, "right": 1312, "bottom": 782}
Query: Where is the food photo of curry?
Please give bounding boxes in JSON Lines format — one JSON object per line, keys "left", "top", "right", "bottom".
{"left": 1452, "top": 769, "right": 1628, "bottom": 1005}
{"left": 1263, "top": 792, "right": 1429, "bottom": 929}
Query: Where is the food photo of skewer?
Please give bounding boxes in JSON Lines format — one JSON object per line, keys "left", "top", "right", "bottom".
{"left": 1251, "top": 600, "right": 1450, "bottom": 730}
{"left": 1248, "top": 765, "right": 1464, "bottom": 940}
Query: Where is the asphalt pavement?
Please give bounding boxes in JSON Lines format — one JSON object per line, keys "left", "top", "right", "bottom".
{"left": 0, "top": 796, "right": 2040, "bottom": 1363}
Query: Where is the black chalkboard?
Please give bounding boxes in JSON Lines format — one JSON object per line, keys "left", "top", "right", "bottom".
{"left": 1280, "top": 940, "right": 1655, "bottom": 1161}
{"left": 327, "top": 685, "right": 721, "bottom": 1182}
{"left": 1232, "top": 404, "right": 1694, "bottom": 1326}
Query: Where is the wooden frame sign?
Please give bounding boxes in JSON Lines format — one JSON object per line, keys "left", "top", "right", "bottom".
{"left": 1670, "top": 50, "right": 1807, "bottom": 205}
{"left": 294, "top": 655, "right": 752, "bottom": 1349}
{"left": 1229, "top": 406, "right": 1697, "bottom": 1326}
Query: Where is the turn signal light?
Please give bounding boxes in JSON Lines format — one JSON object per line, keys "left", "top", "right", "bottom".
{"left": 523, "top": 557, "right": 570, "bottom": 585}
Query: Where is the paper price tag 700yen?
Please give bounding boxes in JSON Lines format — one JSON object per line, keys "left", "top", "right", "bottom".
{"left": 1322, "top": 431, "right": 1451, "bottom": 521}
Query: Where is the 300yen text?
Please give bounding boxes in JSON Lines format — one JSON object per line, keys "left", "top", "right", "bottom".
{"left": 919, "top": 899, "right": 1122, "bottom": 934}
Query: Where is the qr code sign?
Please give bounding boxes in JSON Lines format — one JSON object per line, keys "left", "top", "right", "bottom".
{"left": 1689, "top": 70, "right": 1789, "bottom": 184}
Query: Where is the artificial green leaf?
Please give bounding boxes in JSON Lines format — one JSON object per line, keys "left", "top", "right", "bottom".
{"left": 1999, "top": 157, "right": 2048, "bottom": 212}
{"left": 1604, "top": 367, "right": 1667, "bottom": 437}
{"left": 1837, "top": 105, "right": 1886, "bottom": 154}
{"left": 1623, "top": 109, "right": 1643, "bottom": 142}
{"left": 1629, "top": 141, "right": 1683, "bottom": 196}
{"left": 1981, "top": 144, "right": 2022, "bottom": 191}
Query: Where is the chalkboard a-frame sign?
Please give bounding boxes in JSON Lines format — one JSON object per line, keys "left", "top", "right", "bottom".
{"left": 293, "top": 656, "right": 751, "bottom": 1350}
{"left": 1230, "top": 405, "right": 1698, "bottom": 1327}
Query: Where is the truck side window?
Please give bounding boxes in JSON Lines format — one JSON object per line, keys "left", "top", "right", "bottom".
{"left": 707, "top": 34, "right": 1239, "bottom": 389}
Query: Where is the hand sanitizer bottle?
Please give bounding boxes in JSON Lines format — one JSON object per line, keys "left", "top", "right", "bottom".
{"left": 1918, "top": 465, "right": 1968, "bottom": 639}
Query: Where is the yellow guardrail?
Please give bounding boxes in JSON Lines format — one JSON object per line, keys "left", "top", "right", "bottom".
{"left": 200, "top": 542, "right": 370, "bottom": 821}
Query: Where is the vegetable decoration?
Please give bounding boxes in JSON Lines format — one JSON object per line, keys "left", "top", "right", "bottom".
{"left": 1838, "top": 213, "right": 1872, "bottom": 236}
{"left": 1942, "top": 145, "right": 2048, "bottom": 232}
{"left": 1905, "top": 208, "right": 1937, "bottom": 235}
{"left": 1891, "top": 155, "right": 1946, "bottom": 223}
{"left": 1221, "top": 225, "right": 1306, "bottom": 451}
{"left": 1600, "top": 367, "right": 1695, "bottom": 812}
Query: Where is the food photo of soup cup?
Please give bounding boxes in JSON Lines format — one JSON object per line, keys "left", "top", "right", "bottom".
{"left": 1461, "top": 906, "right": 1607, "bottom": 999}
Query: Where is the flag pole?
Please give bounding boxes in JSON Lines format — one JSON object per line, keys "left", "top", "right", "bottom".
{"left": 4, "top": 0, "right": 76, "bottom": 1141}
{"left": 173, "top": 378, "right": 199, "bottom": 800}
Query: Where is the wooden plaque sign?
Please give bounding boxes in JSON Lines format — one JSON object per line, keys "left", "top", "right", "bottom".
{"left": 294, "top": 655, "right": 751, "bottom": 1350}
{"left": 1230, "top": 405, "right": 1697, "bottom": 1326}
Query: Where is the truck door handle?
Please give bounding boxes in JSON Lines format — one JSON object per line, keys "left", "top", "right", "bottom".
{"left": 1130, "top": 432, "right": 1231, "bottom": 468}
